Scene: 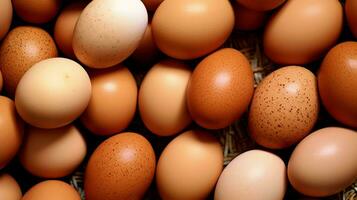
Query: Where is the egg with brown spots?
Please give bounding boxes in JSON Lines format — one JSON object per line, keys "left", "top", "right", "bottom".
{"left": 0, "top": 26, "right": 57, "bottom": 96}
{"left": 248, "top": 66, "right": 319, "bottom": 149}
{"left": 84, "top": 132, "right": 156, "bottom": 200}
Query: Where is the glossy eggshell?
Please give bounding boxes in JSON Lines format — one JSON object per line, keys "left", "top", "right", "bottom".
{"left": 80, "top": 66, "right": 137, "bottom": 136}
{"left": 0, "top": 96, "right": 24, "bottom": 169}
{"left": 73, "top": 0, "right": 148, "bottom": 68}
{"left": 234, "top": 3, "right": 267, "bottom": 31}
{"left": 0, "top": 26, "right": 58, "bottom": 96}
{"left": 318, "top": 42, "right": 357, "bottom": 128}
{"left": 15, "top": 58, "right": 91, "bottom": 129}
{"left": 288, "top": 127, "right": 357, "bottom": 197}
{"left": 215, "top": 150, "right": 287, "bottom": 200}
{"left": 22, "top": 180, "right": 81, "bottom": 200}
{"left": 236, "top": 0, "right": 286, "bottom": 11}
{"left": 156, "top": 130, "right": 223, "bottom": 200}
{"left": 263, "top": 0, "right": 343, "bottom": 65}
{"left": 0, "top": 0, "right": 12, "bottom": 40}
{"left": 12, "top": 0, "right": 62, "bottom": 24}
{"left": 54, "top": 2, "right": 86, "bottom": 58}
{"left": 0, "top": 174, "right": 22, "bottom": 200}
{"left": 187, "top": 48, "right": 254, "bottom": 129}
{"left": 139, "top": 60, "right": 192, "bottom": 136}
{"left": 85, "top": 132, "right": 156, "bottom": 200}
{"left": 19, "top": 125, "right": 87, "bottom": 178}
{"left": 142, "top": 0, "right": 164, "bottom": 11}
{"left": 346, "top": 0, "right": 357, "bottom": 38}
{"left": 152, "top": 0, "right": 234, "bottom": 60}
{"left": 248, "top": 66, "right": 319, "bottom": 149}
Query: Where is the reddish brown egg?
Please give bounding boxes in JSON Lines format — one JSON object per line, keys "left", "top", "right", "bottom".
{"left": 234, "top": 3, "right": 267, "bottom": 31}
{"left": 0, "top": 26, "right": 57, "bottom": 96}
{"left": 187, "top": 48, "right": 254, "bottom": 129}
{"left": 346, "top": 0, "right": 357, "bottom": 38}
{"left": 85, "top": 132, "right": 156, "bottom": 200}
{"left": 318, "top": 42, "right": 357, "bottom": 128}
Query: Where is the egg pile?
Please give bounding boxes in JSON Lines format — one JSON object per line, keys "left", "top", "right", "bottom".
{"left": 0, "top": 0, "right": 356, "bottom": 200}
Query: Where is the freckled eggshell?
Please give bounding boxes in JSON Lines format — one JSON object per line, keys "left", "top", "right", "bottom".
{"left": 85, "top": 132, "right": 156, "bottom": 200}
{"left": 73, "top": 0, "right": 148, "bottom": 68}
{"left": 80, "top": 65, "right": 137, "bottom": 136}
{"left": 248, "top": 66, "right": 319, "bottom": 149}
{"left": 139, "top": 59, "right": 192, "bottom": 136}
{"left": 288, "top": 127, "right": 357, "bottom": 197}
{"left": 263, "top": 0, "right": 343, "bottom": 65}
{"left": 152, "top": 0, "right": 235, "bottom": 60}
{"left": 156, "top": 129, "right": 223, "bottom": 200}
{"left": 22, "top": 180, "right": 81, "bottom": 200}
{"left": 318, "top": 42, "right": 357, "bottom": 128}
{"left": 234, "top": 3, "right": 267, "bottom": 31}
{"left": 0, "top": 0, "right": 12, "bottom": 40}
{"left": 15, "top": 58, "right": 91, "bottom": 129}
{"left": 0, "top": 174, "right": 22, "bottom": 200}
{"left": 19, "top": 125, "right": 87, "bottom": 178}
{"left": 142, "top": 0, "right": 164, "bottom": 11}
{"left": 215, "top": 150, "right": 287, "bottom": 200}
{"left": 0, "top": 96, "right": 24, "bottom": 169}
{"left": 187, "top": 48, "right": 254, "bottom": 130}
{"left": 346, "top": 0, "right": 357, "bottom": 38}
{"left": 236, "top": 0, "right": 286, "bottom": 11}
{"left": 12, "top": 0, "right": 62, "bottom": 24}
{"left": 0, "top": 26, "right": 58, "bottom": 96}
{"left": 54, "top": 2, "right": 86, "bottom": 58}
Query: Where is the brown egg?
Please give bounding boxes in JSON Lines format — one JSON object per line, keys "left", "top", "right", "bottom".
{"left": 19, "top": 125, "right": 87, "bottom": 178}
{"left": 0, "top": 70, "right": 3, "bottom": 93}
{"left": 263, "top": 0, "right": 343, "bottom": 65}
{"left": 22, "top": 180, "right": 81, "bottom": 200}
{"left": 249, "top": 66, "right": 319, "bottom": 149}
{"left": 0, "top": 174, "right": 22, "bottom": 200}
{"left": 236, "top": 0, "right": 286, "bottom": 11}
{"left": 0, "top": 96, "right": 24, "bottom": 169}
{"left": 187, "top": 48, "right": 254, "bottom": 129}
{"left": 80, "top": 66, "right": 137, "bottom": 136}
{"left": 142, "top": 0, "right": 164, "bottom": 11}
{"left": 0, "top": 26, "right": 57, "bottom": 96}
{"left": 234, "top": 3, "right": 267, "bottom": 31}
{"left": 288, "top": 127, "right": 357, "bottom": 197}
{"left": 12, "top": 0, "right": 62, "bottom": 24}
{"left": 54, "top": 2, "right": 86, "bottom": 58}
{"left": 139, "top": 59, "right": 192, "bottom": 136}
{"left": 346, "top": 0, "right": 357, "bottom": 38}
{"left": 152, "top": 0, "right": 234, "bottom": 60}
{"left": 0, "top": 0, "right": 12, "bottom": 40}
{"left": 85, "top": 132, "right": 156, "bottom": 200}
{"left": 318, "top": 42, "right": 357, "bottom": 128}
{"left": 156, "top": 129, "right": 223, "bottom": 200}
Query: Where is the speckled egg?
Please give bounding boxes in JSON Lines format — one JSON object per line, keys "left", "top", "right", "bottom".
{"left": 248, "top": 66, "right": 319, "bottom": 149}
{"left": 0, "top": 26, "right": 57, "bottom": 96}
{"left": 187, "top": 48, "right": 254, "bottom": 130}
{"left": 85, "top": 132, "right": 156, "bottom": 200}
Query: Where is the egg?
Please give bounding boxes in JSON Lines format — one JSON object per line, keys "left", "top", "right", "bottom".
{"left": 318, "top": 42, "right": 357, "bottom": 128}
{"left": 248, "top": 66, "right": 319, "bottom": 149}
{"left": 12, "top": 0, "right": 62, "bottom": 24}
{"left": 234, "top": 3, "right": 267, "bottom": 31}
{"left": 80, "top": 65, "right": 137, "bottom": 136}
{"left": 19, "top": 124, "right": 86, "bottom": 178}
{"left": 346, "top": 0, "right": 357, "bottom": 38}
{"left": 0, "top": 96, "right": 24, "bottom": 169}
{"left": 73, "top": 0, "right": 148, "bottom": 68}
{"left": 0, "top": 70, "right": 3, "bottom": 93}
{"left": 288, "top": 127, "right": 357, "bottom": 197}
{"left": 0, "top": 174, "right": 22, "bottom": 200}
{"left": 139, "top": 59, "right": 192, "bottom": 136}
{"left": 54, "top": 2, "right": 86, "bottom": 58}
{"left": 0, "top": 26, "right": 58, "bottom": 96}
{"left": 214, "top": 150, "right": 287, "bottom": 200}
{"left": 236, "top": 0, "right": 286, "bottom": 11}
{"left": 187, "top": 48, "right": 254, "bottom": 130}
{"left": 156, "top": 129, "right": 223, "bottom": 200}
{"left": 263, "top": 0, "right": 343, "bottom": 65}
{"left": 152, "top": 0, "right": 234, "bottom": 60}
{"left": 0, "top": 0, "right": 12, "bottom": 40}
{"left": 15, "top": 58, "right": 91, "bottom": 129}
{"left": 22, "top": 180, "right": 81, "bottom": 200}
{"left": 85, "top": 132, "right": 155, "bottom": 200}
{"left": 142, "top": 0, "right": 164, "bottom": 11}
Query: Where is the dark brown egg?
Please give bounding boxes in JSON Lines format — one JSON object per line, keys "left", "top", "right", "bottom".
{"left": 346, "top": 0, "right": 357, "bottom": 38}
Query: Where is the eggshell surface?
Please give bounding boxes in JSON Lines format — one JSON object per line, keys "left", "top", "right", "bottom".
{"left": 15, "top": 58, "right": 91, "bottom": 129}
{"left": 73, "top": 0, "right": 148, "bottom": 68}
{"left": 346, "top": 0, "right": 357, "bottom": 38}
{"left": 0, "top": 0, "right": 12, "bottom": 40}
{"left": 85, "top": 132, "right": 156, "bottom": 200}
{"left": 156, "top": 129, "right": 223, "bottom": 200}
{"left": 236, "top": 0, "right": 286, "bottom": 11}
{"left": 0, "top": 174, "right": 22, "bottom": 200}
{"left": 288, "top": 127, "right": 357, "bottom": 197}
{"left": 187, "top": 48, "right": 254, "bottom": 129}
